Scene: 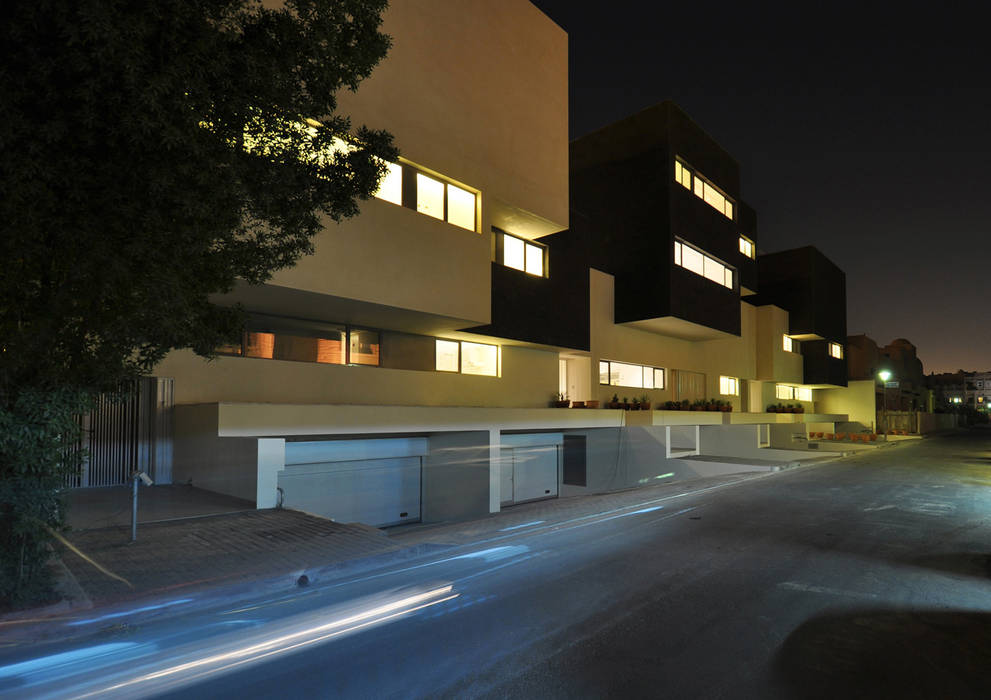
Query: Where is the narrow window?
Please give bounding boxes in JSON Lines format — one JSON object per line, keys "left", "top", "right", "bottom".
{"left": 783, "top": 335, "right": 794, "bottom": 352}
{"left": 436, "top": 339, "right": 460, "bottom": 372}
{"left": 796, "top": 387, "right": 813, "bottom": 402}
{"left": 776, "top": 384, "right": 795, "bottom": 400}
{"left": 348, "top": 328, "right": 380, "bottom": 366}
{"left": 654, "top": 368, "right": 666, "bottom": 389}
{"left": 829, "top": 342, "right": 844, "bottom": 359}
{"left": 739, "top": 236, "right": 754, "bottom": 259}
{"left": 599, "top": 361, "right": 610, "bottom": 385}
{"left": 525, "top": 242, "right": 544, "bottom": 276}
{"left": 503, "top": 235, "right": 525, "bottom": 271}
{"left": 416, "top": 173, "right": 445, "bottom": 220}
{"left": 719, "top": 376, "right": 739, "bottom": 396}
{"left": 446, "top": 183, "right": 476, "bottom": 231}
{"left": 373, "top": 160, "right": 403, "bottom": 206}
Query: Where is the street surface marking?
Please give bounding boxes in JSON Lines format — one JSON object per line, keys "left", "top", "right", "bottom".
{"left": 778, "top": 581, "right": 878, "bottom": 600}
{"left": 863, "top": 504, "right": 895, "bottom": 512}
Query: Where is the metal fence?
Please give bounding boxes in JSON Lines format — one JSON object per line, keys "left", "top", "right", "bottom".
{"left": 66, "top": 377, "right": 174, "bottom": 488}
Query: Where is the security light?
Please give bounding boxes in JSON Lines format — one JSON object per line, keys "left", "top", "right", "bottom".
{"left": 878, "top": 370, "right": 892, "bottom": 382}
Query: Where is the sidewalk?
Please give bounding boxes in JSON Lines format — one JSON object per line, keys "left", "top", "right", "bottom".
{"left": 1, "top": 460, "right": 835, "bottom": 646}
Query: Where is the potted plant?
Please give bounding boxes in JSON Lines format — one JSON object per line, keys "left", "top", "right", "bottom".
{"left": 681, "top": 399, "right": 690, "bottom": 411}
{"left": 631, "top": 397, "right": 641, "bottom": 411}
{"left": 640, "top": 394, "right": 651, "bottom": 411}
{"left": 766, "top": 404, "right": 777, "bottom": 413}
{"left": 622, "top": 396, "right": 630, "bottom": 410}
{"left": 551, "top": 392, "right": 569, "bottom": 408}
{"left": 796, "top": 404, "right": 805, "bottom": 414}
{"left": 586, "top": 399, "right": 599, "bottom": 409}
{"left": 723, "top": 402, "right": 733, "bottom": 413}
{"left": 571, "top": 400, "right": 585, "bottom": 408}
{"left": 608, "top": 393, "right": 621, "bottom": 409}
{"left": 777, "top": 403, "right": 786, "bottom": 413}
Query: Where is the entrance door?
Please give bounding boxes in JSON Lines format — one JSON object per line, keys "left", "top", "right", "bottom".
{"left": 676, "top": 370, "right": 706, "bottom": 402}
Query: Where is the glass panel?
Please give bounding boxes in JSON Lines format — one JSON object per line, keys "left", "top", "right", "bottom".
{"left": 446, "top": 183, "right": 475, "bottom": 231}
{"left": 673, "top": 241, "right": 682, "bottom": 266}
{"left": 724, "top": 200, "right": 733, "bottom": 219}
{"left": 599, "top": 361, "right": 610, "bottom": 385}
{"left": 503, "top": 235, "right": 525, "bottom": 271}
{"left": 720, "top": 376, "right": 739, "bottom": 395}
{"left": 314, "top": 336, "right": 345, "bottom": 364}
{"left": 525, "top": 243, "right": 543, "bottom": 276}
{"left": 723, "top": 267, "right": 733, "bottom": 288}
{"left": 829, "top": 342, "right": 843, "bottom": 359}
{"left": 654, "top": 368, "right": 665, "bottom": 389}
{"left": 776, "top": 385, "right": 794, "bottom": 400}
{"left": 348, "top": 328, "right": 380, "bottom": 366}
{"left": 244, "top": 332, "right": 275, "bottom": 359}
{"left": 276, "top": 333, "right": 340, "bottom": 363}
{"left": 436, "top": 339, "right": 459, "bottom": 372}
{"left": 609, "top": 361, "right": 644, "bottom": 388}
{"left": 416, "top": 173, "right": 444, "bottom": 220}
{"left": 462, "top": 341, "right": 497, "bottom": 376}
{"left": 702, "top": 182, "right": 725, "bottom": 213}
{"left": 693, "top": 177, "right": 704, "bottom": 198}
{"left": 783, "top": 335, "right": 793, "bottom": 352}
{"left": 796, "top": 387, "right": 813, "bottom": 402}
{"left": 680, "top": 244, "right": 704, "bottom": 276}
{"left": 373, "top": 160, "right": 402, "bottom": 206}
{"left": 703, "top": 255, "right": 724, "bottom": 284}
{"left": 643, "top": 367, "right": 654, "bottom": 390}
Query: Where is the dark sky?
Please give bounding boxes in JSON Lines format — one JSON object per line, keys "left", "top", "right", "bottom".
{"left": 530, "top": 1, "right": 991, "bottom": 374}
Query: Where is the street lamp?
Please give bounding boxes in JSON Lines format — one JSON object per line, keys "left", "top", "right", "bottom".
{"left": 878, "top": 370, "right": 892, "bottom": 434}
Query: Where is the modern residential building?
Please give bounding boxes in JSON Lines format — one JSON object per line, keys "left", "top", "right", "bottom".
{"left": 76, "top": 2, "right": 865, "bottom": 528}
{"left": 929, "top": 370, "right": 991, "bottom": 410}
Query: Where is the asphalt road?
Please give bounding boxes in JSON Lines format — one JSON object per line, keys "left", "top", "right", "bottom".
{"left": 4, "top": 429, "right": 991, "bottom": 698}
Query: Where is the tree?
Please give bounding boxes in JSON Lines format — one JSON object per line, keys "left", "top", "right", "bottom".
{"left": 0, "top": 0, "right": 396, "bottom": 605}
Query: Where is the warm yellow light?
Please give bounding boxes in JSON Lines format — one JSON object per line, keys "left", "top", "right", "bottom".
{"left": 435, "top": 340, "right": 459, "bottom": 372}
{"left": 503, "top": 235, "right": 525, "bottom": 271}
{"left": 416, "top": 173, "right": 444, "bottom": 220}
{"left": 461, "top": 342, "right": 498, "bottom": 376}
{"left": 783, "top": 335, "right": 793, "bottom": 352}
{"left": 720, "top": 376, "right": 739, "bottom": 396}
{"left": 525, "top": 243, "right": 543, "bottom": 276}
{"left": 446, "top": 184, "right": 475, "bottom": 231}
{"left": 373, "top": 160, "right": 402, "bottom": 206}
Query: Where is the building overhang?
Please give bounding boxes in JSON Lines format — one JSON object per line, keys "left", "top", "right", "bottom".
{"left": 619, "top": 316, "right": 738, "bottom": 341}
{"left": 788, "top": 333, "right": 824, "bottom": 341}
{"left": 211, "top": 281, "right": 484, "bottom": 336}
{"left": 490, "top": 197, "right": 567, "bottom": 240}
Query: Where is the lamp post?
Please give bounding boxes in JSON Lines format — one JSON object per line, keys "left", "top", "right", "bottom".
{"left": 878, "top": 370, "right": 892, "bottom": 434}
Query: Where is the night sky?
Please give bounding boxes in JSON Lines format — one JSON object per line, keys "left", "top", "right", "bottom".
{"left": 530, "top": 1, "right": 990, "bottom": 374}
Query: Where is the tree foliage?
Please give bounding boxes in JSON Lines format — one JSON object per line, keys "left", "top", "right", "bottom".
{"left": 0, "top": 0, "right": 396, "bottom": 604}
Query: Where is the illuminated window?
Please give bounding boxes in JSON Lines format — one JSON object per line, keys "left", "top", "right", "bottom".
{"left": 674, "top": 240, "right": 733, "bottom": 290}
{"left": 499, "top": 231, "right": 545, "bottom": 277}
{"left": 446, "top": 183, "right": 476, "bottom": 231}
{"left": 435, "top": 340, "right": 460, "bottom": 372}
{"left": 674, "top": 160, "right": 692, "bottom": 189}
{"left": 461, "top": 341, "right": 498, "bottom": 376}
{"left": 373, "top": 160, "right": 403, "bottom": 206}
{"left": 677, "top": 157, "right": 734, "bottom": 220}
{"left": 739, "top": 236, "right": 754, "bottom": 259}
{"left": 719, "top": 376, "right": 739, "bottom": 396}
{"left": 783, "top": 335, "right": 794, "bottom": 352}
{"left": 416, "top": 173, "right": 445, "bottom": 220}
{"left": 829, "top": 342, "right": 843, "bottom": 359}
{"left": 237, "top": 327, "right": 348, "bottom": 365}
{"left": 504, "top": 235, "right": 525, "bottom": 271}
{"left": 525, "top": 243, "right": 544, "bottom": 276}
{"left": 796, "top": 387, "right": 812, "bottom": 402}
{"left": 599, "top": 360, "right": 665, "bottom": 389}
{"left": 776, "top": 384, "right": 795, "bottom": 400}
{"left": 348, "top": 328, "right": 380, "bottom": 366}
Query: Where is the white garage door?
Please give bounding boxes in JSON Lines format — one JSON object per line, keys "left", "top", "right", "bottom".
{"left": 500, "top": 433, "right": 561, "bottom": 505}
{"left": 280, "top": 438, "right": 425, "bottom": 527}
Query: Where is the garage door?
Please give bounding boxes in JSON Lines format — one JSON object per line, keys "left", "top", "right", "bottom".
{"left": 500, "top": 433, "right": 561, "bottom": 505}
{"left": 280, "top": 438, "right": 426, "bottom": 527}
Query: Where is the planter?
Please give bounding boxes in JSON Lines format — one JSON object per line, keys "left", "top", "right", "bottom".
{"left": 720, "top": 406, "right": 731, "bottom": 412}
{"left": 641, "top": 402, "right": 651, "bottom": 411}
{"left": 608, "top": 401, "right": 621, "bottom": 409}
{"left": 571, "top": 401, "right": 585, "bottom": 409}
{"left": 552, "top": 400, "right": 570, "bottom": 408}
{"left": 586, "top": 400, "right": 599, "bottom": 409}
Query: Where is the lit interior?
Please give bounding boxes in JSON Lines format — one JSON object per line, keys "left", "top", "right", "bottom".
{"left": 348, "top": 329, "right": 380, "bottom": 366}
{"left": 739, "top": 236, "right": 754, "bottom": 258}
{"left": 829, "top": 342, "right": 843, "bottom": 359}
{"left": 503, "top": 235, "right": 525, "bottom": 271}
{"left": 776, "top": 384, "right": 795, "bottom": 400}
{"left": 373, "top": 160, "right": 403, "bottom": 206}
{"left": 675, "top": 240, "right": 733, "bottom": 290}
{"left": 599, "top": 361, "right": 665, "bottom": 389}
{"left": 525, "top": 242, "right": 543, "bottom": 276}
{"left": 461, "top": 341, "right": 498, "bottom": 376}
{"left": 416, "top": 173, "right": 444, "bottom": 220}
{"left": 446, "top": 184, "right": 476, "bottom": 231}
{"left": 719, "top": 376, "right": 739, "bottom": 396}
{"left": 796, "top": 387, "right": 812, "bottom": 402}
{"left": 783, "top": 335, "right": 794, "bottom": 352}
{"left": 435, "top": 339, "right": 459, "bottom": 372}
{"left": 676, "top": 157, "right": 735, "bottom": 221}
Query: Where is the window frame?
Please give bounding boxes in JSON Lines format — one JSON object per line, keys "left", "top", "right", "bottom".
{"left": 599, "top": 360, "right": 666, "bottom": 389}
{"left": 674, "top": 239, "right": 734, "bottom": 290}
{"left": 829, "top": 342, "right": 844, "bottom": 359}
{"left": 719, "top": 375, "right": 740, "bottom": 396}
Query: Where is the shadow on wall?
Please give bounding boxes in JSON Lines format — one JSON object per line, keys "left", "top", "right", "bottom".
{"left": 773, "top": 608, "right": 991, "bottom": 698}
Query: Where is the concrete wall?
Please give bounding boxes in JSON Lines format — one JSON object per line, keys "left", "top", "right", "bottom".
{"left": 755, "top": 305, "right": 804, "bottom": 383}
{"left": 590, "top": 269, "right": 759, "bottom": 412}
{"left": 335, "top": 0, "right": 568, "bottom": 234}
{"left": 423, "top": 431, "right": 491, "bottom": 523}
{"left": 156, "top": 343, "right": 558, "bottom": 408}
{"left": 173, "top": 404, "right": 260, "bottom": 503}
{"left": 818, "top": 380, "right": 876, "bottom": 430}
